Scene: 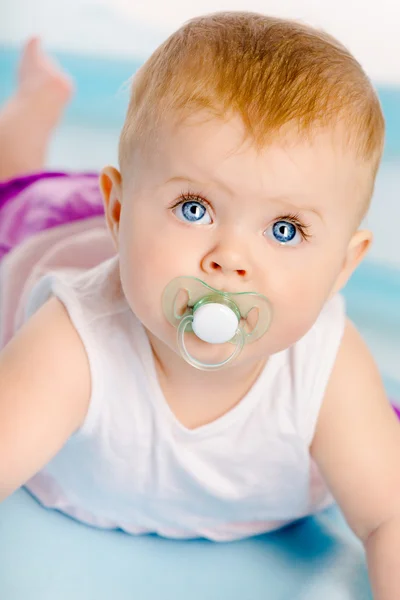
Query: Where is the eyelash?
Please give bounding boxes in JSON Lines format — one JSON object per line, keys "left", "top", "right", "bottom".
{"left": 169, "top": 191, "right": 212, "bottom": 213}
{"left": 170, "top": 191, "right": 312, "bottom": 241}
{"left": 276, "top": 212, "right": 312, "bottom": 241}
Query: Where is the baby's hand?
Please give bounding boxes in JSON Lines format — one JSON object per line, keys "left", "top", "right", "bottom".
{"left": 0, "top": 298, "right": 91, "bottom": 501}
{"left": 311, "top": 319, "right": 400, "bottom": 599}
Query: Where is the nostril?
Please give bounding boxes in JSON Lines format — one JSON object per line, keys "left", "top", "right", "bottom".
{"left": 211, "top": 262, "right": 221, "bottom": 271}
{"left": 237, "top": 270, "right": 246, "bottom": 277}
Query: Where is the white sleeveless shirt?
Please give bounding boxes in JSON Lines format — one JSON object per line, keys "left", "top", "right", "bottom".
{"left": 24, "top": 257, "right": 345, "bottom": 541}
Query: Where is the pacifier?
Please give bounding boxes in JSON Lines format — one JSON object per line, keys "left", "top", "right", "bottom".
{"left": 162, "top": 277, "right": 272, "bottom": 371}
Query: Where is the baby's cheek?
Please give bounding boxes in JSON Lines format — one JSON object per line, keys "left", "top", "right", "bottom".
{"left": 266, "top": 310, "right": 312, "bottom": 353}
{"left": 119, "top": 242, "right": 168, "bottom": 317}
{"left": 264, "top": 277, "right": 327, "bottom": 350}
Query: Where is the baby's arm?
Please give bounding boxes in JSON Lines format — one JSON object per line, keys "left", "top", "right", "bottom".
{"left": 311, "top": 320, "right": 400, "bottom": 600}
{"left": 0, "top": 298, "right": 91, "bottom": 501}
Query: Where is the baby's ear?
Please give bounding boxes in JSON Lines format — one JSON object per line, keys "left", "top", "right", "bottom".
{"left": 100, "top": 166, "right": 123, "bottom": 247}
{"left": 330, "top": 229, "right": 373, "bottom": 296}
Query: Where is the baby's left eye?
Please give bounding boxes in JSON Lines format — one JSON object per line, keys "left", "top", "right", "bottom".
{"left": 265, "top": 220, "right": 302, "bottom": 246}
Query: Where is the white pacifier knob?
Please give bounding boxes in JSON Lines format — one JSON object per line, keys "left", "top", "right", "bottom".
{"left": 162, "top": 276, "right": 272, "bottom": 370}
{"left": 192, "top": 303, "right": 239, "bottom": 344}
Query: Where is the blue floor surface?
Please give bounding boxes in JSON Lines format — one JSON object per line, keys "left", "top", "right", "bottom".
{"left": 0, "top": 489, "right": 372, "bottom": 600}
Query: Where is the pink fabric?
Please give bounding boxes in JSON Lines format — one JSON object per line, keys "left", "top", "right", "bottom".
{"left": 0, "top": 172, "right": 103, "bottom": 261}
{"left": 0, "top": 170, "right": 108, "bottom": 348}
{"left": 0, "top": 217, "right": 115, "bottom": 349}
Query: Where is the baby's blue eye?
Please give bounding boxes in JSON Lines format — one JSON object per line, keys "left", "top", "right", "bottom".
{"left": 174, "top": 200, "right": 212, "bottom": 225}
{"left": 266, "top": 220, "right": 302, "bottom": 246}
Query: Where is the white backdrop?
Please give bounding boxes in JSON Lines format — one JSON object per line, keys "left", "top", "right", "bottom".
{"left": 1, "top": 0, "right": 400, "bottom": 83}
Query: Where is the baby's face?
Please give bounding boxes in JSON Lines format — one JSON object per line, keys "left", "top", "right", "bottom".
{"left": 107, "top": 115, "right": 371, "bottom": 366}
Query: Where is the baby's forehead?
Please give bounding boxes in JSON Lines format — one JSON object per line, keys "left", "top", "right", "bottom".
{"left": 150, "top": 116, "right": 363, "bottom": 205}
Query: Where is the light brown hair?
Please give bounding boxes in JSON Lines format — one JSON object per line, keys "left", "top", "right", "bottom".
{"left": 119, "top": 12, "right": 385, "bottom": 204}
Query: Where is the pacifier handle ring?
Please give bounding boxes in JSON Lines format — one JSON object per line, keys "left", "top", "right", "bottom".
{"left": 177, "top": 315, "right": 245, "bottom": 371}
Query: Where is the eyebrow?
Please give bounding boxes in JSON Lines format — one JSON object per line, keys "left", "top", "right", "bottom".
{"left": 165, "top": 175, "right": 323, "bottom": 220}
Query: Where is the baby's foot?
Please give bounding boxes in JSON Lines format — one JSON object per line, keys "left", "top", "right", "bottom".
{"left": 0, "top": 39, "right": 74, "bottom": 179}
{"left": 17, "top": 37, "right": 74, "bottom": 124}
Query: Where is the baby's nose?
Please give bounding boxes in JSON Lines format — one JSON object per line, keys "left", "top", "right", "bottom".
{"left": 201, "top": 245, "right": 250, "bottom": 280}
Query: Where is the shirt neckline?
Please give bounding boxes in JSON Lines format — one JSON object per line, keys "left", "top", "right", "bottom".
{"left": 136, "top": 320, "right": 285, "bottom": 440}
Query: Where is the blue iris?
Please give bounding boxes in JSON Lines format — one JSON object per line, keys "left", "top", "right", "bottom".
{"left": 181, "top": 201, "right": 207, "bottom": 222}
{"left": 272, "top": 220, "right": 296, "bottom": 244}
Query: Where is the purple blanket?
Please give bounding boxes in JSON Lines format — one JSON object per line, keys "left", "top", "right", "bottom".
{"left": 0, "top": 171, "right": 104, "bottom": 261}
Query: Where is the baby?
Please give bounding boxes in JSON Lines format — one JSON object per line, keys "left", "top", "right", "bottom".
{"left": 1, "top": 12, "right": 400, "bottom": 599}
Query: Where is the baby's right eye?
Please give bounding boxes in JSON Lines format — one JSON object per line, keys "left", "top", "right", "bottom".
{"left": 173, "top": 199, "right": 212, "bottom": 225}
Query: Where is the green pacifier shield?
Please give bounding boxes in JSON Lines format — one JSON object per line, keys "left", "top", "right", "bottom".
{"left": 162, "top": 277, "right": 272, "bottom": 371}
